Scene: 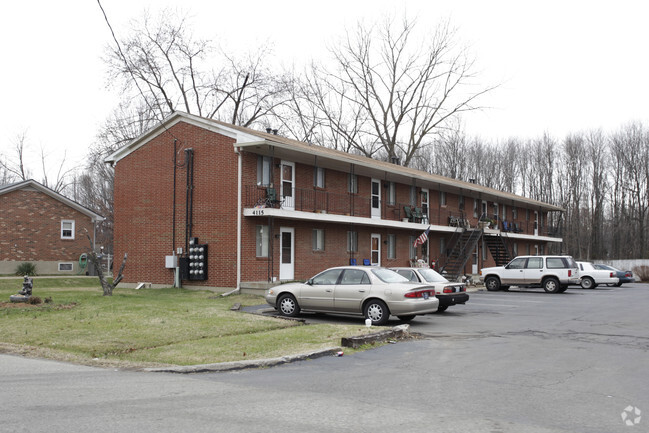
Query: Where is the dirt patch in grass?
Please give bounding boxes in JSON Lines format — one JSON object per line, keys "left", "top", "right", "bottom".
{"left": 0, "top": 302, "right": 77, "bottom": 310}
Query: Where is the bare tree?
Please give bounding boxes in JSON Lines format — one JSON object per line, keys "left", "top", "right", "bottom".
{"left": 0, "top": 131, "right": 74, "bottom": 193}
{"left": 283, "top": 16, "right": 494, "bottom": 166}
{"left": 103, "top": 8, "right": 290, "bottom": 127}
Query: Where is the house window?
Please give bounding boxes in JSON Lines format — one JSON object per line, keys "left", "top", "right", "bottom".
{"left": 256, "top": 225, "right": 269, "bottom": 257}
{"left": 440, "top": 191, "right": 447, "bottom": 206}
{"left": 312, "top": 229, "right": 325, "bottom": 251}
{"left": 347, "top": 231, "right": 358, "bottom": 252}
{"left": 410, "top": 186, "right": 417, "bottom": 206}
{"left": 440, "top": 237, "right": 446, "bottom": 255}
{"left": 348, "top": 174, "right": 358, "bottom": 194}
{"left": 473, "top": 199, "right": 479, "bottom": 218}
{"left": 61, "top": 220, "right": 75, "bottom": 239}
{"left": 513, "top": 243, "right": 518, "bottom": 256}
{"left": 387, "top": 234, "right": 396, "bottom": 259}
{"left": 459, "top": 195, "right": 465, "bottom": 211}
{"left": 314, "top": 167, "right": 325, "bottom": 188}
{"left": 58, "top": 263, "right": 73, "bottom": 272}
{"left": 387, "top": 182, "right": 396, "bottom": 205}
{"left": 512, "top": 207, "right": 518, "bottom": 220}
{"left": 526, "top": 209, "right": 530, "bottom": 220}
{"left": 257, "top": 155, "right": 272, "bottom": 186}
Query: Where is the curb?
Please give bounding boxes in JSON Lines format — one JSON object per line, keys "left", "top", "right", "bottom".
{"left": 143, "top": 347, "right": 342, "bottom": 374}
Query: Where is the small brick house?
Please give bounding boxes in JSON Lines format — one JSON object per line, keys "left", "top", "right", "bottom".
{"left": 0, "top": 179, "right": 105, "bottom": 275}
{"left": 107, "top": 111, "right": 563, "bottom": 290}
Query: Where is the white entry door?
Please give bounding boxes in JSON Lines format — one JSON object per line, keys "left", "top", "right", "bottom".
{"left": 371, "top": 234, "right": 381, "bottom": 266}
{"left": 279, "top": 227, "right": 294, "bottom": 280}
{"left": 281, "top": 161, "right": 295, "bottom": 210}
{"left": 371, "top": 179, "right": 381, "bottom": 219}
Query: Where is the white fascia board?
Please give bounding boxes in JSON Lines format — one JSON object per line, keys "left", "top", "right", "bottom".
{"left": 105, "top": 112, "right": 261, "bottom": 165}
{"left": 1, "top": 180, "right": 105, "bottom": 222}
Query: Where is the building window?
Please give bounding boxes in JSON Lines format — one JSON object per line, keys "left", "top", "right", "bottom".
{"left": 257, "top": 155, "right": 272, "bottom": 186}
{"left": 513, "top": 243, "right": 518, "bottom": 256}
{"left": 387, "top": 182, "right": 396, "bottom": 205}
{"left": 348, "top": 174, "right": 358, "bottom": 194}
{"left": 410, "top": 186, "right": 417, "bottom": 206}
{"left": 387, "top": 234, "right": 396, "bottom": 259}
{"left": 58, "top": 263, "right": 73, "bottom": 272}
{"left": 409, "top": 236, "right": 417, "bottom": 260}
{"left": 440, "top": 237, "right": 446, "bottom": 255}
{"left": 473, "top": 199, "right": 479, "bottom": 218}
{"left": 347, "top": 231, "right": 358, "bottom": 252}
{"left": 314, "top": 167, "right": 325, "bottom": 188}
{"left": 61, "top": 220, "right": 75, "bottom": 239}
{"left": 440, "top": 191, "right": 447, "bottom": 206}
{"left": 459, "top": 195, "right": 465, "bottom": 211}
{"left": 313, "top": 229, "right": 325, "bottom": 251}
{"left": 512, "top": 207, "right": 518, "bottom": 220}
{"left": 526, "top": 209, "right": 530, "bottom": 220}
{"left": 256, "top": 225, "right": 269, "bottom": 257}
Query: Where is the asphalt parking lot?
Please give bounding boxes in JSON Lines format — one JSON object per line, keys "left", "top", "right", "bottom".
{"left": 3, "top": 283, "right": 648, "bottom": 433}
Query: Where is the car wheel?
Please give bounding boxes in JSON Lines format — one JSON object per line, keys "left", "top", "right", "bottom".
{"left": 397, "top": 315, "right": 415, "bottom": 322}
{"left": 277, "top": 294, "right": 300, "bottom": 317}
{"left": 581, "top": 277, "right": 595, "bottom": 289}
{"left": 485, "top": 276, "right": 501, "bottom": 291}
{"left": 364, "top": 299, "right": 390, "bottom": 326}
{"left": 543, "top": 277, "right": 561, "bottom": 293}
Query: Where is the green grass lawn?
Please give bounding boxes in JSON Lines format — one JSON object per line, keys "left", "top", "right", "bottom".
{"left": 0, "top": 277, "right": 377, "bottom": 368}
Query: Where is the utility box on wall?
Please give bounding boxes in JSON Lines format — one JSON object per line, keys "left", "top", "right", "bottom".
{"left": 179, "top": 238, "right": 208, "bottom": 281}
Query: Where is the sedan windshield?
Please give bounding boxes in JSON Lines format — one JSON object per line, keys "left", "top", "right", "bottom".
{"left": 418, "top": 268, "right": 448, "bottom": 283}
{"left": 371, "top": 268, "right": 410, "bottom": 283}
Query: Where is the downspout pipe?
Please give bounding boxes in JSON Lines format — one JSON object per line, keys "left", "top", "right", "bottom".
{"left": 222, "top": 146, "right": 242, "bottom": 296}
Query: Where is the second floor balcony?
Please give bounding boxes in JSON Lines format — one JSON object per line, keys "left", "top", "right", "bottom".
{"left": 244, "top": 184, "right": 560, "bottom": 238}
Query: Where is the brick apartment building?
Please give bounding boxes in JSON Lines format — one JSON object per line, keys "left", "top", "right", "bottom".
{"left": 0, "top": 179, "right": 105, "bottom": 275}
{"left": 106, "top": 111, "right": 563, "bottom": 291}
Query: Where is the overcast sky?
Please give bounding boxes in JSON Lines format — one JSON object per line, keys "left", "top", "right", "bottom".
{"left": 2, "top": 0, "right": 648, "bottom": 179}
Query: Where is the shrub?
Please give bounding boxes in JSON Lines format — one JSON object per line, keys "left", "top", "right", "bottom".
{"left": 632, "top": 265, "right": 649, "bottom": 282}
{"left": 14, "top": 262, "right": 37, "bottom": 276}
{"left": 28, "top": 296, "right": 42, "bottom": 305}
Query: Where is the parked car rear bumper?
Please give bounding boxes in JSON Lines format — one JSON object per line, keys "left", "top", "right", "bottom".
{"left": 437, "top": 293, "right": 469, "bottom": 308}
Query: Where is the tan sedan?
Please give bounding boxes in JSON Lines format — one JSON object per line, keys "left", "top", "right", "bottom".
{"left": 265, "top": 266, "right": 440, "bottom": 325}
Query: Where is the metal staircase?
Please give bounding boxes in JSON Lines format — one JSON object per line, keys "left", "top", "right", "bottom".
{"left": 440, "top": 228, "right": 483, "bottom": 281}
{"left": 484, "top": 234, "right": 513, "bottom": 266}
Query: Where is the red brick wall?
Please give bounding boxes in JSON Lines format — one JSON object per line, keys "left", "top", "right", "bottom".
{"left": 113, "top": 122, "right": 238, "bottom": 287}
{"left": 0, "top": 188, "right": 94, "bottom": 262}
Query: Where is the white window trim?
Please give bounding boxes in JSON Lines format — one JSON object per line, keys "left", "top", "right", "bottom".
{"left": 256, "top": 225, "right": 269, "bottom": 257}
{"left": 313, "top": 229, "right": 325, "bottom": 251}
{"left": 61, "top": 220, "right": 75, "bottom": 240}
{"left": 58, "top": 262, "right": 74, "bottom": 272}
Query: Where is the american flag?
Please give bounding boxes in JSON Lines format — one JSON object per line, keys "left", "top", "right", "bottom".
{"left": 413, "top": 226, "right": 431, "bottom": 247}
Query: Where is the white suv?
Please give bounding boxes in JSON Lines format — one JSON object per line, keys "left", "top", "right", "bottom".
{"left": 480, "top": 255, "right": 580, "bottom": 293}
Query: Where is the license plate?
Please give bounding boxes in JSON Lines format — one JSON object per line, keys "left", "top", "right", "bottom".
{"left": 423, "top": 292, "right": 429, "bottom": 299}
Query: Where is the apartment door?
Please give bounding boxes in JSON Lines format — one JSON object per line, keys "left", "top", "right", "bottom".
{"left": 281, "top": 161, "right": 295, "bottom": 210}
{"left": 279, "top": 227, "right": 294, "bottom": 280}
{"left": 371, "top": 234, "right": 381, "bottom": 266}
{"left": 371, "top": 179, "right": 381, "bottom": 218}
{"left": 420, "top": 188, "right": 429, "bottom": 223}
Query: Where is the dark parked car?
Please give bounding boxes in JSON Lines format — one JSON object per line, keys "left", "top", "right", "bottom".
{"left": 593, "top": 264, "right": 635, "bottom": 286}
{"left": 390, "top": 267, "right": 468, "bottom": 312}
